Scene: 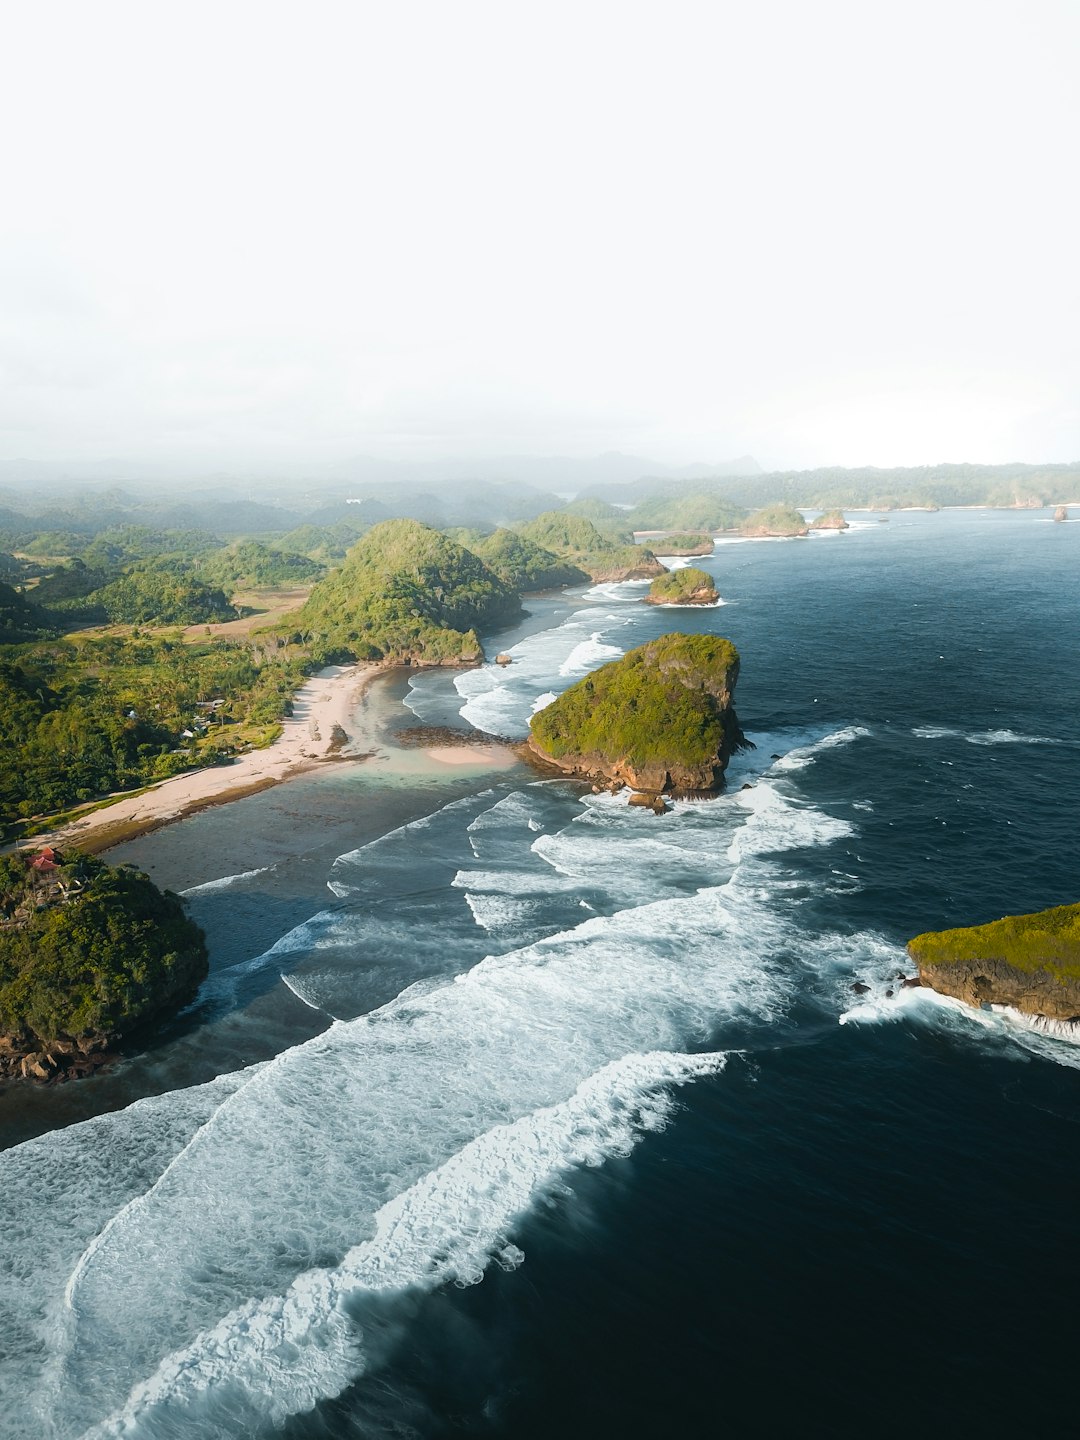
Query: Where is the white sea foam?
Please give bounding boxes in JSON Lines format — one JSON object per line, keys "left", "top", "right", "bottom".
{"left": 451, "top": 607, "right": 635, "bottom": 733}
{"left": 85, "top": 1051, "right": 726, "bottom": 1438}
{"left": 966, "top": 728, "right": 1061, "bottom": 746}
{"left": 179, "top": 866, "right": 272, "bottom": 896}
{"left": 0, "top": 1067, "right": 263, "bottom": 1438}
{"left": 648, "top": 596, "right": 727, "bottom": 608}
{"left": 20, "top": 756, "right": 857, "bottom": 1436}
{"left": 912, "top": 724, "right": 1061, "bottom": 746}
{"left": 769, "top": 725, "right": 871, "bottom": 772}
{"left": 558, "top": 634, "right": 624, "bottom": 676}
{"left": 581, "top": 580, "right": 652, "bottom": 602}
{"left": 727, "top": 781, "right": 855, "bottom": 863}
{"left": 839, "top": 985, "right": 1080, "bottom": 1070}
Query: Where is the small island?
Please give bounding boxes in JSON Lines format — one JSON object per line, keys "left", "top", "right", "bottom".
{"left": 644, "top": 567, "right": 719, "bottom": 607}
{"left": 527, "top": 632, "right": 747, "bottom": 795}
{"left": 907, "top": 902, "right": 1080, "bottom": 1020}
{"left": 739, "top": 503, "right": 809, "bottom": 538}
{"left": 810, "top": 509, "right": 849, "bottom": 531}
{"left": 0, "top": 849, "right": 208, "bottom": 1082}
{"left": 651, "top": 532, "right": 716, "bottom": 557}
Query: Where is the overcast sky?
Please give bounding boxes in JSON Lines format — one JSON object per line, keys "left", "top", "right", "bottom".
{"left": 1, "top": 0, "right": 1077, "bottom": 474}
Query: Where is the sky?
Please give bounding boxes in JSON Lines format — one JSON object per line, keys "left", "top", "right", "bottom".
{"left": 1, "top": 0, "right": 1077, "bottom": 475}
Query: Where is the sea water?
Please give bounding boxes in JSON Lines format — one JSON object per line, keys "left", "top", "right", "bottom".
{"left": 1, "top": 509, "right": 1078, "bottom": 1438}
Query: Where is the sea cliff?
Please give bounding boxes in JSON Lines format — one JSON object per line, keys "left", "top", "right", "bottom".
{"left": 907, "top": 902, "right": 1080, "bottom": 1019}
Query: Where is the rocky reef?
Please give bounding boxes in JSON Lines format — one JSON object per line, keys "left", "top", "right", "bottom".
{"left": 527, "top": 632, "right": 747, "bottom": 794}
{"left": 810, "top": 509, "right": 849, "bottom": 531}
{"left": 907, "top": 901, "right": 1080, "bottom": 1019}
{"left": 644, "top": 567, "right": 719, "bottom": 606}
{"left": 1054, "top": 505, "right": 1069, "bottom": 522}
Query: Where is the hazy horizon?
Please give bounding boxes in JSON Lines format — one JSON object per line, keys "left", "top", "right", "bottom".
{"left": 2, "top": 1, "right": 1077, "bottom": 474}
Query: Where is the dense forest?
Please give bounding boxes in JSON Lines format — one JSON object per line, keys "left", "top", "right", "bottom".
{"left": 0, "top": 852, "right": 207, "bottom": 1052}
{"left": 295, "top": 519, "right": 521, "bottom": 664}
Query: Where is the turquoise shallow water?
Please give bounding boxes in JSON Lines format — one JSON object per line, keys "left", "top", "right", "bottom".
{"left": 1, "top": 510, "right": 1078, "bottom": 1438}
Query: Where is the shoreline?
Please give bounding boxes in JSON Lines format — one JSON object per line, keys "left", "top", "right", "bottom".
{"left": 34, "top": 662, "right": 390, "bottom": 855}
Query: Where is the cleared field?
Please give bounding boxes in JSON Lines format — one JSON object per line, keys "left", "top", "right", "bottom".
{"left": 181, "top": 586, "right": 311, "bottom": 642}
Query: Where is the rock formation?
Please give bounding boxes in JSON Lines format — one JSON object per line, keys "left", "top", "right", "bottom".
{"left": 810, "top": 510, "right": 849, "bottom": 530}
{"left": 739, "top": 503, "right": 809, "bottom": 538}
{"left": 527, "top": 632, "right": 748, "bottom": 794}
{"left": 907, "top": 901, "right": 1080, "bottom": 1019}
{"left": 644, "top": 568, "right": 719, "bottom": 606}
{"left": 0, "top": 853, "right": 208, "bottom": 1083}
{"left": 1054, "top": 505, "right": 1069, "bottom": 522}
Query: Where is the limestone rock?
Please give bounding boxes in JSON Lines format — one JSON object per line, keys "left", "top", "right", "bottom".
{"left": 907, "top": 902, "right": 1080, "bottom": 1019}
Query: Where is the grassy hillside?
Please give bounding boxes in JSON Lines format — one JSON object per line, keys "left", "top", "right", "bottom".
{"left": 909, "top": 903, "right": 1080, "bottom": 982}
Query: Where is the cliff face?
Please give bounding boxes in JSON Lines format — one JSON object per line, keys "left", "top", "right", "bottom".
{"left": 908, "top": 902, "right": 1080, "bottom": 1020}
{"left": 528, "top": 633, "right": 747, "bottom": 794}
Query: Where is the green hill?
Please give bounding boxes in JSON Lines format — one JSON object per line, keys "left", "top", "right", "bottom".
{"left": 296, "top": 519, "right": 521, "bottom": 664}
{"left": 450, "top": 527, "right": 588, "bottom": 591}
{"left": 513, "top": 512, "right": 663, "bottom": 582}
{"left": 628, "top": 492, "right": 746, "bottom": 533}
{"left": 740, "top": 503, "right": 809, "bottom": 537}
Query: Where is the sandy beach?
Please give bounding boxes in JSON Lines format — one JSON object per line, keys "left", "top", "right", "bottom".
{"left": 37, "top": 663, "right": 387, "bottom": 854}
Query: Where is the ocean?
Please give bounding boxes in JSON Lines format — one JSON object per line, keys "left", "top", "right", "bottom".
{"left": 1, "top": 508, "right": 1078, "bottom": 1438}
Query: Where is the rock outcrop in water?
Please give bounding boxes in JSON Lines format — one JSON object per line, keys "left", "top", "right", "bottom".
{"left": 907, "top": 902, "right": 1080, "bottom": 1019}
{"left": 644, "top": 568, "right": 719, "bottom": 606}
{"left": 740, "top": 503, "right": 809, "bottom": 538}
{"left": 810, "top": 509, "right": 849, "bottom": 531}
{"left": 0, "top": 852, "right": 208, "bottom": 1082}
{"left": 1054, "top": 505, "right": 1069, "bottom": 522}
{"left": 527, "top": 632, "right": 747, "bottom": 794}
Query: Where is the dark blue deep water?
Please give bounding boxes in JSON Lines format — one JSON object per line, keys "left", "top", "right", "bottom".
{"left": 2, "top": 510, "right": 1078, "bottom": 1439}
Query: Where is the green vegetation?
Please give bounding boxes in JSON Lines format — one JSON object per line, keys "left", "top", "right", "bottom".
{"left": 740, "top": 503, "right": 809, "bottom": 537}
{"left": 448, "top": 527, "right": 588, "bottom": 591}
{"left": 908, "top": 903, "right": 1080, "bottom": 983}
{"left": 809, "top": 509, "right": 849, "bottom": 530}
{"left": 512, "top": 512, "right": 662, "bottom": 581}
{"left": 0, "top": 582, "right": 51, "bottom": 643}
{"left": 197, "top": 541, "right": 324, "bottom": 590}
{"left": 0, "top": 635, "right": 306, "bottom": 831}
{"left": 276, "top": 522, "right": 366, "bottom": 563}
{"left": 296, "top": 519, "right": 520, "bottom": 664}
{"left": 90, "top": 567, "right": 233, "bottom": 625}
{"left": 645, "top": 568, "right": 718, "bottom": 604}
{"left": 530, "top": 633, "right": 740, "bottom": 772}
{"left": 650, "top": 532, "right": 714, "bottom": 555}
{"left": 628, "top": 492, "right": 747, "bottom": 533}
{"left": 0, "top": 853, "right": 207, "bottom": 1045}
